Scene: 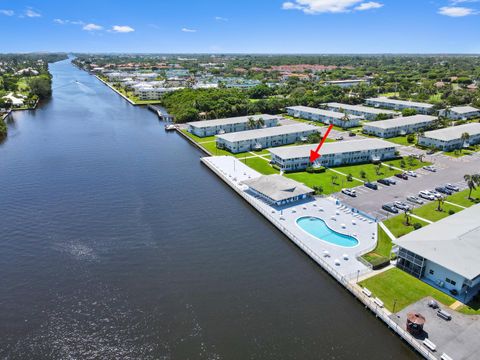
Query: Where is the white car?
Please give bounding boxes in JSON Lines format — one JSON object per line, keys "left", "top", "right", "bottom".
{"left": 406, "top": 171, "right": 417, "bottom": 177}
{"left": 407, "top": 196, "right": 424, "bottom": 204}
{"left": 423, "top": 165, "right": 437, "bottom": 172}
{"left": 419, "top": 191, "right": 435, "bottom": 201}
{"left": 429, "top": 190, "right": 443, "bottom": 199}
{"left": 445, "top": 183, "right": 460, "bottom": 192}
{"left": 341, "top": 188, "right": 357, "bottom": 197}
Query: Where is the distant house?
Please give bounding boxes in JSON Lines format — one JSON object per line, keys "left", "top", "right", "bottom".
{"left": 286, "top": 105, "right": 362, "bottom": 128}
{"left": 440, "top": 106, "right": 480, "bottom": 120}
{"left": 418, "top": 123, "right": 480, "bottom": 151}
{"left": 395, "top": 203, "right": 480, "bottom": 302}
{"left": 187, "top": 114, "right": 279, "bottom": 137}
{"left": 365, "top": 97, "right": 435, "bottom": 115}
{"left": 2, "top": 93, "right": 25, "bottom": 107}
{"left": 323, "top": 102, "right": 398, "bottom": 121}
{"left": 216, "top": 123, "right": 318, "bottom": 153}
{"left": 362, "top": 115, "right": 437, "bottom": 138}
{"left": 241, "top": 174, "right": 314, "bottom": 206}
{"left": 269, "top": 139, "right": 398, "bottom": 171}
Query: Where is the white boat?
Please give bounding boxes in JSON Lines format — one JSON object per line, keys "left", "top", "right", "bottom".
{"left": 164, "top": 124, "right": 176, "bottom": 131}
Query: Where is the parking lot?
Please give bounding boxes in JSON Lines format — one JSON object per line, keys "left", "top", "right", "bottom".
{"left": 392, "top": 298, "right": 480, "bottom": 360}
{"left": 334, "top": 151, "right": 480, "bottom": 221}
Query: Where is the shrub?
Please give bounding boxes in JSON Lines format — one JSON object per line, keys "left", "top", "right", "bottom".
{"left": 369, "top": 256, "right": 391, "bottom": 270}
{"left": 346, "top": 173, "right": 353, "bottom": 182}
{"left": 306, "top": 166, "right": 326, "bottom": 173}
{"left": 448, "top": 209, "right": 455, "bottom": 215}
{"left": 407, "top": 134, "right": 415, "bottom": 143}
{"left": 413, "top": 222, "right": 422, "bottom": 230}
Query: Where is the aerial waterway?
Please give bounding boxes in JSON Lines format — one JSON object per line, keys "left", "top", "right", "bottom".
{"left": 0, "top": 59, "right": 419, "bottom": 359}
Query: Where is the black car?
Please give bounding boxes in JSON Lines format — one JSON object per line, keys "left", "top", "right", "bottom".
{"left": 435, "top": 186, "right": 453, "bottom": 195}
{"left": 348, "top": 132, "right": 356, "bottom": 137}
{"left": 378, "top": 178, "right": 390, "bottom": 186}
{"left": 395, "top": 172, "right": 409, "bottom": 180}
{"left": 382, "top": 204, "right": 399, "bottom": 214}
{"left": 364, "top": 182, "right": 378, "bottom": 190}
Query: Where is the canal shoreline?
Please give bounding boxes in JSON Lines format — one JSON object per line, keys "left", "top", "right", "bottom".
{"left": 200, "top": 156, "right": 437, "bottom": 360}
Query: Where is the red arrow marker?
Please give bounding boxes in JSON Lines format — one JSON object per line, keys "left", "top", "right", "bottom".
{"left": 309, "top": 124, "right": 334, "bottom": 163}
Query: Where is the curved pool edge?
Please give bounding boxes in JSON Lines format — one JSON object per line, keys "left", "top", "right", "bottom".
{"left": 295, "top": 216, "right": 360, "bottom": 248}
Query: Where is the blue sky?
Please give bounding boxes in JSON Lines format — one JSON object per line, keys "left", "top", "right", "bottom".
{"left": 1, "top": 0, "right": 479, "bottom": 53}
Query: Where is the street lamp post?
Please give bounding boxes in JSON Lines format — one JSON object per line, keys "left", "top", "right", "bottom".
{"left": 356, "top": 269, "right": 360, "bottom": 283}
{"left": 393, "top": 298, "right": 397, "bottom": 314}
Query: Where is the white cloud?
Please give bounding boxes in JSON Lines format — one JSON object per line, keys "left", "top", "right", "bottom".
{"left": 54, "top": 19, "right": 85, "bottom": 25}
{"left": 214, "top": 16, "right": 228, "bottom": 21}
{"left": 181, "top": 27, "right": 197, "bottom": 32}
{"left": 53, "top": 18, "right": 66, "bottom": 24}
{"left": 111, "top": 25, "right": 135, "bottom": 33}
{"left": 25, "top": 8, "right": 41, "bottom": 17}
{"left": 438, "top": 6, "right": 476, "bottom": 16}
{"left": 355, "top": 2, "right": 383, "bottom": 11}
{"left": 282, "top": 0, "right": 383, "bottom": 14}
{"left": 83, "top": 23, "right": 103, "bottom": 31}
{"left": 0, "top": 9, "right": 14, "bottom": 16}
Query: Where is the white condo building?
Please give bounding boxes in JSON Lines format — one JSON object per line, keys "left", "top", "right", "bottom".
{"left": 323, "top": 102, "right": 398, "bottom": 121}
{"left": 286, "top": 105, "right": 362, "bottom": 128}
{"left": 395, "top": 203, "right": 480, "bottom": 302}
{"left": 187, "top": 114, "right": 279, "bottom": 137}
{"left": 362, "top": 115, "right": 437, "bottom": 138}
{"left": 365, "top": 97, "right": 435, "bottom": 115}
{"left": 269, "top": 139, "right": 398, "bottom": 171}
{"left": 215, "top": 124, "right": 319, "bottom": 153}
{"left": 418, "top": 123, "right": 480, "bottom": 151}
{"left": 439, "top": 105, "right": 480, "bottom": 120}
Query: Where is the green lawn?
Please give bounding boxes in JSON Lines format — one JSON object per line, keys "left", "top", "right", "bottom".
{"left": 445, "top": 188, "right": 480, "bottom": 208}
{"left": 382, "top": 158, "right": 432, "bottom": 171}
{"left": 334, "top": 163, "right": 399, "bottom": 182}
{"left": 382, "top": 214, "right": 429, "bottom": 238}
{"left": 359, "top": 268, "right": 456, "bottom": 312}
{"left": 181, "top": 130, "right": 216, "bottom": 143}
{"left": 443, "top": 148, "right": 475, "bottom": 158}
{"left": 412, "top": 201, "right": 459, "bottom": 222}
{"left": 457, "top": 297, "right": 480, "bottom": 315}
{"left": 285, "top": 170, "right": 362, "bottom": 195}
{"left": 240, "top": 157, "right": 279, "bottom": 175}
{"left": 362, "top": 225, "right": 393, "bottom": 265}
{"left": 386, "top": 136, "right": 416, "bottom": 146}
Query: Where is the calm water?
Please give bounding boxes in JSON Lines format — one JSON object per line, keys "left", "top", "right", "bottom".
{"left": 0, "top": 60, "right": 419, "bottom": 359}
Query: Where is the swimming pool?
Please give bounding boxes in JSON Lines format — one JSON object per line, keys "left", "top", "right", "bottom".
{"left": 296, "top": 216, "right": 359, "bottom": 247}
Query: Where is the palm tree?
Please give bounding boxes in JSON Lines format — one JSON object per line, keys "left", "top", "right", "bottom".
{"left": 437, "top": 197, "right": 444, "bottom": 212}
{"left": 461, "top": 132, "right": 470, "bottom": 148}
{"left": 247, "top": 117, "right": 256, "bottom": 130}
{"left": 464, "top": 174, "right": 480, "bottom": 199}
{"left": 256, "top": 117, "right": 265, "bottom": 128}
{"left": 404, "top": 210, "right": 411, "bottom": 226}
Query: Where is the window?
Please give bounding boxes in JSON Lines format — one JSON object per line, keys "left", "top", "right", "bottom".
{"left": 429, "top": 269, "right": 434, "bottom": 275}
{"left": 445, "top": 278, "right": 456, "bottom": 286}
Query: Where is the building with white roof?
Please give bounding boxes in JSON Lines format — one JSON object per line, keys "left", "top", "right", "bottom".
{"left": 323, "top": 102, "right": 398, "bottom": 121}
{"left": 440, "top": 105, "right": 480, "bottom": 120}
{"left": 365, "top": 97, "right": 435, "bottom": 115}
{"left": 133, "top": 86, "right": 180, "bottom": 100}
{"left": 216, "top": 124, "right": 319, "bottom": 153}
{"left": 241, "top": 174, "right": 314, "bottom": 206}
{"left": 324, "top": 79, "right": 370, "bottom": 88}
{"left": 187, "top": 114, "right": 279, "bottom": 137}
{"left": 362, "top": 115, "right": 437, "bottom": 138}
{"left": 395, "top": 203, "right": 480, "bottom": 302}
{"left": 269, "top": 139, "right": 398, "bottom": 171}
{"left": 286, "top": 105, "right": 362, "bottom": 128}
{"left": 2, "top": 93, "right": 25, "bottom": 107}
{"left": 418, "top": 123, "right": 480, "bottom": 151}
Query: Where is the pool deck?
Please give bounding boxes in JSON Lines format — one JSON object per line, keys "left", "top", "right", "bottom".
{"left": 202, "top": 156, "right": 377, "bottom": 278}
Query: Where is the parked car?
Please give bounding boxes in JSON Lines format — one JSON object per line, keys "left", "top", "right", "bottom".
{"left": 407, "top": 196, "right": 424, "bottom": 205}
{"left": 394, "top": 201, "right": 411, "bottom": 211}
{"left": 430, "top": 190, "right": 444, "bottom": 199}
{"left": 395, "top": 172, "right": 409, "bottom": 180}
{"left": 382, "top": 203, "right": 399, "bottom": 214}
{"left": 377, "top": 178, "right": 390, "bottom": 186}
{"left": 406, "top": 171, "right": 417, "bottom": 177}
{"left": 336, "top": 136, "right": 344, "bottom": 141}
{"left": 348, "top": 132, "right": 356, "bottom": 137}
{"left": 419, "top": 191, "right": 435, "bottom": 201}
{"left": 445, "top": 183, "right": 460, "bottom": 192}
{"left": 423, "top": 165, "right": 437, "bottom": 172}
{"left": 341, "top": 188, "right": 357, "bottom": 197}
{"left": 364, "top": 182, "right": 378, "bottom": 190}
{"left": 427, "top": 149, "right": 436, "bottom": 155}
{"left": 435, "top": 186, "right": 453, "bottom": 195}
{"left": 386, "top": 178, "right": 397, "bottom": 185}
